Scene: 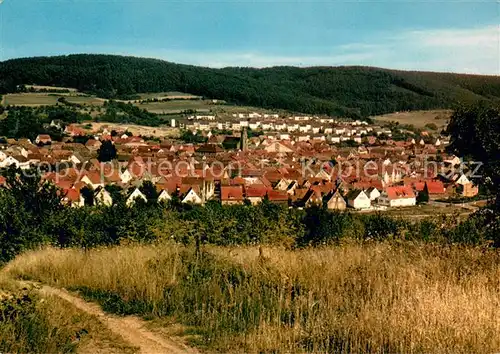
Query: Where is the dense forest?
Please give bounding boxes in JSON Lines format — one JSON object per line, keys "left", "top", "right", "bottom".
{"left": 1, "top": 54, "right": 500, "bottom": 117}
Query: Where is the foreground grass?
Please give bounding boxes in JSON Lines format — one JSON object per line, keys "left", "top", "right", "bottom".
{"left": 0, "top": 277, "right": 136, "bottom": 353}
{"left": 5, "top": 242, "right": 500, "bottom": 353}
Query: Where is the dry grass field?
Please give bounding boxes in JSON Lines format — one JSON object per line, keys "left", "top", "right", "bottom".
{"left": 5, "top": 242, "right": 500, "bottom": 353}
{"left": 26, "top": 85, "right": 78, "bottom": 92}
{"left": 373, "top": 110, "right": 452, "bottom": 129}
{"left": 90, "top": 122, "right": 180, "bottom": 138}
{"left": 0, "top": 275, "right": 137, "bottom": 353}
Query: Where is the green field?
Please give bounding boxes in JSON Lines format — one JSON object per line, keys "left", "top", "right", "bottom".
{"left": 4, "top": 93, "right": 104, "bottom": 107}
{"left": 135, "top": 99, "right": 277, "bottom": 116}
{"left": 135, "top": 99, "right": 212, "bottom": 114}
{"left": 136, "top": 91, "right": 201, "bottom": 100}
{"left": 65, "top": 95, "right": 105, "bottom": 106}
{"left": 2, "top": 92, "right": 280, "bottom": 117}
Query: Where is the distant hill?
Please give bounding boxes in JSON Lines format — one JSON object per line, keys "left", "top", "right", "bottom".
{"left": 1, "top": 54, "right": 500, "bottom": 118}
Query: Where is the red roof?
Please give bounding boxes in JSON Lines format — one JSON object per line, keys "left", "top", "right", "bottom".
{"left": 267, "top": 190, "right": 289, "bottom": 202}
{"left": 55, "top": 179, "right": 73, "bottom": 190}
{"left": 385, "top": 186, "right": 415, "bottom": 200}
{"left": 221, "top": 186, "right": 244, "bottom": 201}
{"left": 63, "top": 188, "right": 81, "bottom": 202}
{"left": 83, "top": 171, "right": 103, "bottom": 185}
{"left": 414, "top": 180, "right": 446, "bottom": 194}
{"left": 245, "top": 185, "right": 269, "bottom": 198}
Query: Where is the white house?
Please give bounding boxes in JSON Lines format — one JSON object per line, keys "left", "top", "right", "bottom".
{"left": 0, "top": 156, "right": 20, "bottom": 168}
{"left": 69, "top": 154, "right": 81, "bottom": 165}
{"left": 347, "top": 190, "right": 371, "bottom": 210}
{"left": 378, "top": 186, "right": 416, "bottom": 207}
{"left": 455, "top": 173, "right": 471, "bottom": 186}
{"left": 365, "top": 187, "right": 381, "bottom": 201}
{"left": 120, "top": 169, "right": 134, "bottom": 184}
{"left": 157, "top": 189, "right": 172, "bottom": 203}
{"left": 331, "top": 136, "right": 341, "bottom": 144}
{"left": 126, "top": 188, "right": 148, "bottom": 207}
{"left": 94, "top": 187, "right": 113, "bottom": 207}
{"left": 182, "top": 188, "right": 203, "bottom": 205}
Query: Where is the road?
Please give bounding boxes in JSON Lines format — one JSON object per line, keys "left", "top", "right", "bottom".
{"left": 23, "top": 281, "right": 198, "bottom": 354}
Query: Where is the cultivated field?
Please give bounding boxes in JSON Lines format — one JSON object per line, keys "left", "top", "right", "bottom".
{"left": 373, "top": 110, "right": 452, "bottom": 129}
{"left": 134, "top": 99, "right": 278, "bottom": 116}
{"left": 134, "top": 100, "right": 213, "bottom": 114}
{"left": 3, "top": 93, "right": 104, "bottom": 107}
{"left": 5, "top": 243, "right": 500, "bottom": 353}
{"left": 2, "top": 90, "right": 279, "bottom": 118}
{"left": 134, "top": 92, "right": 202, "bottom": 100}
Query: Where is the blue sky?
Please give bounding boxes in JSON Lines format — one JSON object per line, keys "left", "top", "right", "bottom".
{"left": 0, "top": 0, "right": 499, "bottom": 74}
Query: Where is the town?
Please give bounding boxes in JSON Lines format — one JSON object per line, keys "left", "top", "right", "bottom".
{"left": 0, "top": 110, "right": 482, "bottom": 212}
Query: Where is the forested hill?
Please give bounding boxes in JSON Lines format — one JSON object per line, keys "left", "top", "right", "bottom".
{"left": 1, "top": 54, "right": 500, "bottom": 117}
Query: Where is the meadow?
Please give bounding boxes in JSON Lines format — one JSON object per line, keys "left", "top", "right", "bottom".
{"left": 134, "top": 99, "right": 273, "bottom": 116}
{"left": 373, "top": 110, "right": 451, "bottom": 130}
{"left": 135, "top": 99, "right": 213, "bottom": 114}
{"left": 3, "top": 93, "right": 104, "bottom": 107}
{"left": 5, "top": 242, "right": 500, "bottom": 353}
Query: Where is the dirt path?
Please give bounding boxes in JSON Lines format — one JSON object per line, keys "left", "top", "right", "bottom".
{"left": 30, "top": 283, "right": 197, "bottom": 354}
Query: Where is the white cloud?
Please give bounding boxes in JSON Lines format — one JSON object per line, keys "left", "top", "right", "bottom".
{"left": 389, "top": 25, "right": 500, "bottom": 74}
{"left": 145, "top": 25, "right": 499, "bottom": 74}
{"left": 408, "top": 25, "right": 499, "bottom": 49}
{"left": 5, "top": 25, "right": 499, "bottom": 75}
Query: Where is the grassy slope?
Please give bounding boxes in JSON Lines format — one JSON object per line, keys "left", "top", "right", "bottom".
{"left": 5, "top": 243, "right": 500, "bottom": 353}
{"left": 2, "top": 54, "right": 500, "bottom": 117}
{"left": 0, "top": 276, "right": 137, "bottom": 353}
{"left": 373, "top": 109, "right": 452, "bottom": 129}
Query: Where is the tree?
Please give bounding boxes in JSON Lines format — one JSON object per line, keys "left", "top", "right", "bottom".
{"left": 3, "top": 166, "right": 62, "bottom": 216}
{"left": 80, "top": 186, "right": 94, "bottom": 206}
{"left": 446, "top": 104, "right": 500, "bottom": 207}
{"left": 417, "top": 183, "right": 430, "bottom": 204}
{"left": 140, "top": 181, "right": 158, "bottom": 203}
{"left": 97, "top": 140, "right": 117, "bottom": 162}
{"left": 105, "top": 184, "right": 124, "bottom": 206}
{"left": 0, "top": 167, "right": 62, "bottom": 262}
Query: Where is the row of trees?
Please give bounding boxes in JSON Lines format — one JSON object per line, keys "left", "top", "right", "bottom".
{"left": 0, "top": 106, "right": 91, "bottom": 141}
{"left": 0, "top": 165, "right": 498, "bottom": 264}
{"left": 2, "top": 54, "right": 500, "bottom": 117}
{"left": 97, "top": 100, "right": 165, "bottom": 126}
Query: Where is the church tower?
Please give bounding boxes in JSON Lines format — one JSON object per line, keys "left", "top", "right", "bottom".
{"left": 240, "top": 126, "right": 248, "bottom": 152}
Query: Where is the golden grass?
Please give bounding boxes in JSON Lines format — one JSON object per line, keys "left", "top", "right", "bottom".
{"left": 373, "top": 109, "right": 452, "bottom": 129}
{"left": 4, "top": 242, "right": 500, "bottom": 353}
{"left": 0, "top": 275, "right": 136, "bottom": 353}
{"left": 40, "top": 294, "right": 138, "bottom": 354}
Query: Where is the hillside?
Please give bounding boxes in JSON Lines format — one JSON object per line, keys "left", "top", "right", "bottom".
{"left": 1, "top": 54, "right": 500, "bottom": 117}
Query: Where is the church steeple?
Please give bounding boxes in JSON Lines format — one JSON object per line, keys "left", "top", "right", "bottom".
{"left": 240, "top": 127, "right": 248, "bottom": 152}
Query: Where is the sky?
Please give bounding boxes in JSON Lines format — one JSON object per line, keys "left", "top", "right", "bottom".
{"left": 0, "top": 0, "right": 499, "bottom": 74}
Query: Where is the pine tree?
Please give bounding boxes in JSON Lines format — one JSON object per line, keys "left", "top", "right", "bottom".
{"left": 417, "top": 183, "right": 430, "bottom": 204}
